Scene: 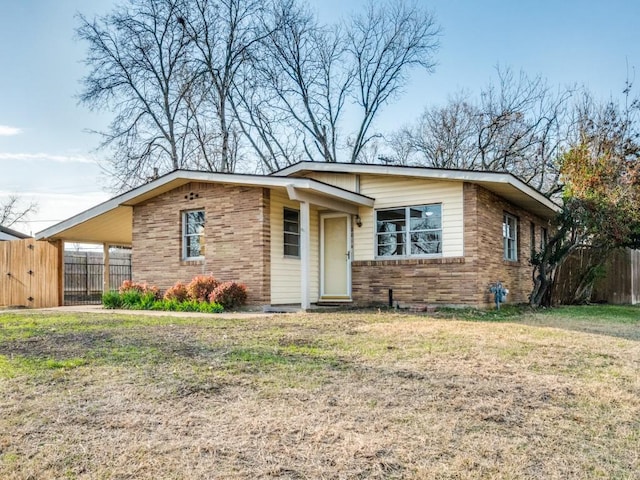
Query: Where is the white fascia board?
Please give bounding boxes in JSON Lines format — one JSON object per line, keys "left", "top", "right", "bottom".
{"left": 149, "top": 171, "right": 374, "bottom": 206}
{"left": 274, "top": 162, "right": 560, "bottom": 214}
{"left": 36, "top": 170, "right": 373, "bottom": 240}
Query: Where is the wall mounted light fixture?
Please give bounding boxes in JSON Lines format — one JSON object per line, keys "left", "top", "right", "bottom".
{"left": 355, "top": 214, "right": 363, "bottom": 227}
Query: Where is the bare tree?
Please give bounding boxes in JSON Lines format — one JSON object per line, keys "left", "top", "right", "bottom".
{"left": 400, "top": 68, "right": 573, "bottom": 196}
{"left": 233, "top": 0, "right": 350, "bottom": 166}
{"left": 231, "top": 0, "right": 439, "bottom": 170}
{"left": 77, "top": 0, "right": 198, "bottom": 190}
{"left": 0, "top": 196, "right": 38, "bottom": 228}
{"left": 406, "top": 92, "right": 479, "bottom": 169}
{"left": 179, "top": 0, "right": 271, "bottom": 173}
{"left": 347, "top": 0, "right": 439, "bottom": 163}
{"left": 78, "top": 0, "right": 440, "bottom": 179}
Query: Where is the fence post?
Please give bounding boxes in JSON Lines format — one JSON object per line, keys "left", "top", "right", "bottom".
{"left": 103, "top": 244, "right": 110, "bottom": 293}
{"left": 57, "top": 240, "right": 64, "bottom": 306}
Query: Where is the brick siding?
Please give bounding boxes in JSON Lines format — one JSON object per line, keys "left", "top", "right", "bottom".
{"left": 352, "top": 183, "right": 548, "bottom": 308}
{"left": 132, "top": 182, "right": 270, "bottom": 305}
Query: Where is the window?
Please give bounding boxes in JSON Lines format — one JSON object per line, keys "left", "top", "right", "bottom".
{"left": 376, "top": 204, "right": 442, "bottom": 257}
{"left": 283, "top": 208, "right": 300, "bottom": 257}
{"left": 503, "top": 213, "right": 518, "bottom": 261}
{"left": 183, "top": 210, "right": 205, "bottom": 260}
{"left": 541, "top": 227, "right": 548, "bottom": 249}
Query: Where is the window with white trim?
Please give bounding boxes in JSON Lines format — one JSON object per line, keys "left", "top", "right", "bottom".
{"left": 182, "top": 210, "right": 205, "bottom": 260}
{"left": 503, "top": 213, "right": 518, "bottom": 261}
{"left": 376, "top": 204, "right": 442, "bottom": 257}
{"left": 283, "top": 208, "right": 300, "bottom": 257}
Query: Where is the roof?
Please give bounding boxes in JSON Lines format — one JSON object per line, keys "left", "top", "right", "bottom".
{"left": 0, "top": 225, "right": 31, "bottom": 240}
{"left": 35, "top": 169, "right": 374, "bottom": 244}
{"left": 273, "top": 162, "right": 561, "bottom": 220}
{"left": 36, "top": 163, "right": 560, "bottom": 244}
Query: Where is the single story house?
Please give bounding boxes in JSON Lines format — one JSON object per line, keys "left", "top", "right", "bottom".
{"left": 36, "top": 162, "right": 560, "bottom": 309}
{"left": 0, "top": 225, "right": 31, "bottom": 241}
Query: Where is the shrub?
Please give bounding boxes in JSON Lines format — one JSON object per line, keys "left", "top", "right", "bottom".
{"left": 138, "top": 291, "right": 157, "bottom": 310}
{"left": 119, "top": 280, "right": 159, "bottom": 298}
{"left": 163, "top": 281, "right": 189, "bottom": 302}
{"left": 151, "top": 298, "right": 180, "bottom": 311}
{"left": 198, "top": 301, "right": 224, "bottom": 313}
{"left": 120, "top": 290, "right": 143, "bottom": 309}
{"left": 187, "top": 275, "right": 219, "bottom": 302}
{"left": 209, "top": 281, "right": 247, "bottom": 309}
{"left": 102, "top": 291, "right": 122, "bottom": 309}
{"left": 176, "top": 299, "right": 201, "bottom": 312}
{"left": 149, "top": 298, "right": 223, "bottom": 313}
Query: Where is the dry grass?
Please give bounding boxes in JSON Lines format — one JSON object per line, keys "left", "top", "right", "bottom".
{"left": 0, "top": 307, "right": 639, "bottom": 479}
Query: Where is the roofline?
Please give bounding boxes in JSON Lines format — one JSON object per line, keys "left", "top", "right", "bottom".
{"left": 272, "top": 161, "right": 561, "bottom": 214}
{"left": 35, "top": 170, "right": 374, "bottom": 240}
{"left": 0, "top": 225, "right": 31, "bottom": 239}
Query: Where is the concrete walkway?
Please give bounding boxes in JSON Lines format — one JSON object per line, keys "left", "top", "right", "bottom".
{"left": 3, "top": 304, "right": 289, "bottom": 319}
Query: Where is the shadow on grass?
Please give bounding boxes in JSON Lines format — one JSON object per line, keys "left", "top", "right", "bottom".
{"left": 433, "top": 304, "right": 640, "bottom": 342}
{"left": 524, "top": 305, "right": 640, "bottom": 342}
{"left": 0, "top": 326, "right": 351, "bottom": 385}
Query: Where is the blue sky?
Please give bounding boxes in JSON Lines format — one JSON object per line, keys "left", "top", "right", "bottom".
{"left": 1, "top": 0, "right": 639, "bottom": 235}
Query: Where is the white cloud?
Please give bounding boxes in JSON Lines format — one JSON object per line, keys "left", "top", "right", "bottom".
{"left": 0, "top": 125, "right": 22, "bottom": 136}
{"left": 0, "top": 152, "right": 96, "bottom": 164}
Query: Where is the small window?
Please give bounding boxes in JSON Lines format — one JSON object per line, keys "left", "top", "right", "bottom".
{"left": 183, "top": 210, "right": 205, "bottom": 260}
{"left": 283, "top": 208, "right": 300, "bottom": 257}
{"left": 503, "top": 213, "right": 518, "bottom": 261}
{"left": 376, "top": 204, "right": 442, "bottom": 257}
{"left": 541, "top": 227, "right": 548, "bottom": 249}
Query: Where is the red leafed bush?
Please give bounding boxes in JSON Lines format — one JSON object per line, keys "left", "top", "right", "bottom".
{"left": 163, "top": 281, "right": 189, "bottom": 302}
{"left": 119, "top": 280, "right": 159, "bottom": 298}
{"left": 187, "top": 275, "right": 220, "bottom": 302}
{"left": 208, "top": 281, "right": 247, "bottom": 309}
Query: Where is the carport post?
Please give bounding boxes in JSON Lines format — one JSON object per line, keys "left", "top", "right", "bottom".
{"left": 103, "top": 243, "right": 110, "bottom": 293}
{"left": 300, "top": 201, "right": 310, "bottom": 310}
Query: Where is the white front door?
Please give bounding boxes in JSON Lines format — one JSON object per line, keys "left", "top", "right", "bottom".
{"left": 321, "top": 214, "right": 351, "bottom": 299}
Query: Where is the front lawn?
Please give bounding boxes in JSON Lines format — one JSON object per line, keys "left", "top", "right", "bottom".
{"left": 0, "top": 306, "right": 639, "bottom": 478}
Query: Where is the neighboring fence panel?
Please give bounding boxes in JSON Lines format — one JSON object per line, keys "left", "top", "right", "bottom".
{"left": 592, "top": 248, "right": 640, "bottom": 305}
{"left": 63, "top": 250, "right": 131, "bottom": 305}
{"left": 554, "top": 247, "right": 640, "bottom": 305}
{"left": 0, "top": 239, "right": 61, "bottom": 308}
{"left": 552, "top": 248, "right": 598, "bottom": 305}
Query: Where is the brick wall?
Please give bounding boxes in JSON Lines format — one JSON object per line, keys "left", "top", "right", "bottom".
{"left": 474, "top": 185, "right": 546, "bottom": 305}
{"left": 351, "top": 183, "right": 548, "bottom": 308}
{"left": 132, "top": 182, "right": 270, "bottom": 305}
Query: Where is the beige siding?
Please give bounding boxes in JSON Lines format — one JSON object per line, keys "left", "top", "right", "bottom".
{"left": 270, "top": 189, "right": 320, "bottom": 304}
{"left": 303, "top": 172, "right": 358, "bottom": 191}
{"left": 354, "top": 175, "right": 464, "bottom": 261}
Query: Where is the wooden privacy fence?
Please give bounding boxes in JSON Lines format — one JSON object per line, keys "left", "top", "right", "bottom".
{"left": 553, "top": 247, "right": 640, "bottom": 305}
{"left": 0, "top": 239, "right": 62, "bottom": 308}
{"left": 64, "top": 250, "right": 131, "bottom": 305}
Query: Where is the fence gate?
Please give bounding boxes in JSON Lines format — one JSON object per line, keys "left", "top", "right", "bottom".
{"left": 64, "top": 250, "right": 131, "bottom": 305}
{"left": 0, "top": 239, "right": 62, "bottom": 308}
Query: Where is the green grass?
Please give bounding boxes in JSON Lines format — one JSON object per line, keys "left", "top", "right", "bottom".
{"left": 542, "top": 304, "right": 640, "bottom": 322}
{"left": 0, "top": 306, "right": 638, "bottom": 479}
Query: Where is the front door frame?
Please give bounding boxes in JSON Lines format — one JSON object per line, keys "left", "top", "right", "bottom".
{"left": 320, "top": 213, "right": 352, "bottom": 300}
